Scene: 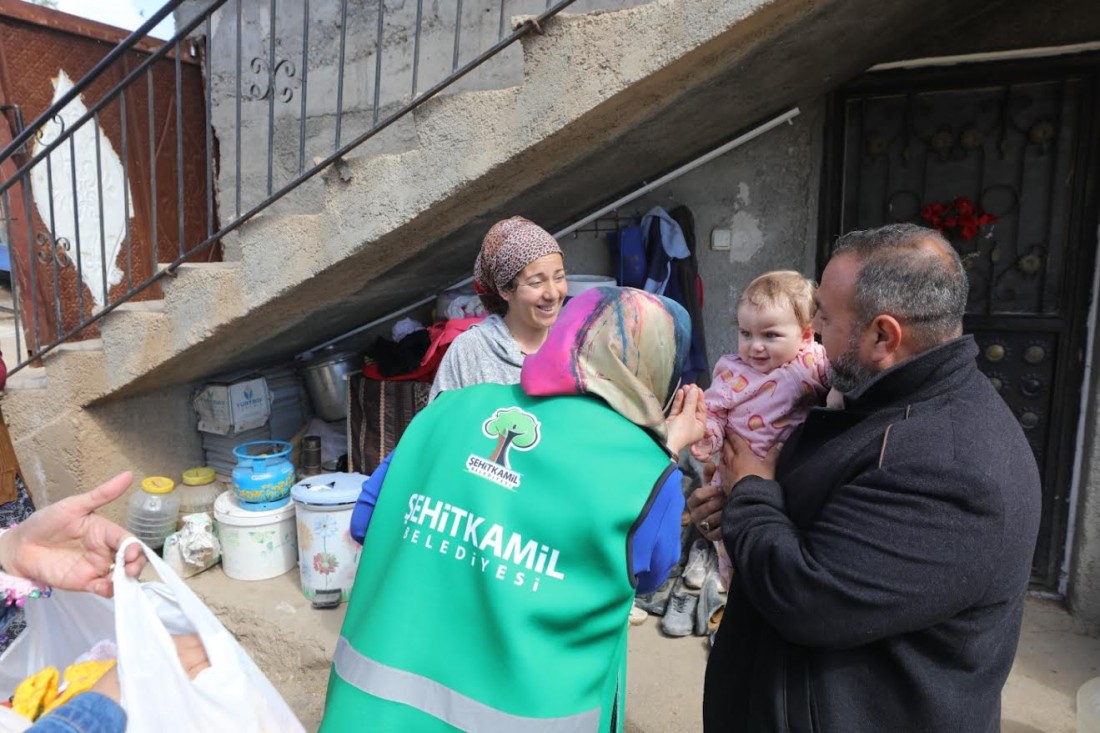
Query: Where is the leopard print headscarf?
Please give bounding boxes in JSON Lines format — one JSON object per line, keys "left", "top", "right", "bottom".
{"left": 473, "top": 216, "right": 563, "bottom": 315}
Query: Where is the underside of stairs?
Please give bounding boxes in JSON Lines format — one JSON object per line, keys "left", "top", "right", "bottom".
{"left": 66, "top": 0, "right": 1005, "bottom": 405}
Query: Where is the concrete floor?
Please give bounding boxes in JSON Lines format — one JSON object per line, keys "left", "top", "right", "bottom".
{"left": 181, "top": 566, "right": 1100, "bottom": 732}
{"left": 624, "top": 596, "right": 1100, "bottom": 733}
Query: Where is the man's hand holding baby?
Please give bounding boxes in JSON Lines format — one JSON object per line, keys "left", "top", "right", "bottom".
{"left": 718, "top": 435, "right": 780, "bottom": 490}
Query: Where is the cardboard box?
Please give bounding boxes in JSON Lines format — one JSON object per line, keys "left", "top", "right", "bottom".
{"left": 193, "top": 376, "right": 271, "bottom": 435}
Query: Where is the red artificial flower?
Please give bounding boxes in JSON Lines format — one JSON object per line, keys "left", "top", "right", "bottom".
{"left": 919, "top": 196, "right": 997, "bottom": 241}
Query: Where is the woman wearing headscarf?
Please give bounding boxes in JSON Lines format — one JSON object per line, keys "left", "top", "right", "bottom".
{"left": 326, "top": 288, "right": 706, "bottom": 733}
{"left": 429, "top": 216, "right": 567, "bottom": 400}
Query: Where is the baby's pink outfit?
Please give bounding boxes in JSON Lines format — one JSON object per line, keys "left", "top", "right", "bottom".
{"left": 697, "top": 341, "right": 830, "bottom": 460}
{"left": 696, "top": 342, "right": 830, "bottom": 587}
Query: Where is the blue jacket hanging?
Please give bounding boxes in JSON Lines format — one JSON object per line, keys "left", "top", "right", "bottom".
{"left": 607, "top": 225, "right": 647, "bottom": 289}
{"left": 640, "top": 207, "right": 690, "bottom": 295}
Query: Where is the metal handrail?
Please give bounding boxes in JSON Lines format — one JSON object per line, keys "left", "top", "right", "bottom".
{"left": 0, "top": 0, "right": 579, "bottom": 375}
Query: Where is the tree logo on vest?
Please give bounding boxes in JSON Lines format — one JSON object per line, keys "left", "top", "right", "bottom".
{"left": 465, "top": 406, "right": 541, "bottom": 490}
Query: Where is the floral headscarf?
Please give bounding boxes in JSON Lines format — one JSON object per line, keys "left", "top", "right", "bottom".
{"left": 473, "top": 216, "right": 563, "bottom": 315}
{"left": 520, "top": 287, "right": 691, "bottom": 441}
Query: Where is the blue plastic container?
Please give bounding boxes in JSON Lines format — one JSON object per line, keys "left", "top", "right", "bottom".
{"left": 231, "top": 440, "right": 295, "bottom": 511}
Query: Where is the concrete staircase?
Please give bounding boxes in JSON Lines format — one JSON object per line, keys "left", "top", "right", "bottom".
{"left": 4, "top": 0, "right": 999, "bottom": 503}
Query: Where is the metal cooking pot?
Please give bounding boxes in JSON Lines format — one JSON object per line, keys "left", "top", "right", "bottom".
{"left": 303, "top": 349, "right": 361, "bottom": 421}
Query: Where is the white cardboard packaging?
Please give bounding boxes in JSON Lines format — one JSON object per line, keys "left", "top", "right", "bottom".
{"left": 193, "top": 377, "right": 271, "bottom": 435}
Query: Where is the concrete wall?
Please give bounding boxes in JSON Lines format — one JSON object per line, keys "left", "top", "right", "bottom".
{"left": 7, "top": 374, "right": 203, "bottom": 525}
{"left": 1073, "top": 294, "right": 1100, "bottom": 633}
{"left": 182, "top": 0, "right": 650, "bottom": 221}
{"left": 560, "top": 101, "right": 824, "bottom": 361}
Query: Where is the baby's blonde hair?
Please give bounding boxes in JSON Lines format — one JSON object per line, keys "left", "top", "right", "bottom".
{"left": 738, "top": 270, "right": 817, "bottom": 328}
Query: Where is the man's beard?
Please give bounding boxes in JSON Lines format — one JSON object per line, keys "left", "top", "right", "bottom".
{"left": 827, "top": 331, "right": 878, "bottom": 395}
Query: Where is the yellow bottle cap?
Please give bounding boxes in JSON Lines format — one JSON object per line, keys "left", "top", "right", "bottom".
{"left": 141, "top": 476, "right": 175, "bottom": 494}
{"left": 182, "top": 467, "right": 216, "bottom": 486}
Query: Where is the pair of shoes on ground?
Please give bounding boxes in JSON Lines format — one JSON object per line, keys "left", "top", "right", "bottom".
{"left": 636, "top": 577, "right": 675, "bottom": 616}
{"left": 658, "top": 572, "right": 725, "bottom": 638}
{"left": 683, "top": 538, "right": 718, "bottom": 590}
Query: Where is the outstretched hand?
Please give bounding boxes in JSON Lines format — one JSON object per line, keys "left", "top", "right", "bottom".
{"left": 665, "top": 384, "right": 707, "bottom": 454}
{"left": 0, "top": 472, "right": 146, "bottom": 597}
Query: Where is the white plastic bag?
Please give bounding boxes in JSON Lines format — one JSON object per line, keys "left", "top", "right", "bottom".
{"left": 113, "top": 537, "right": 305, "bottom": 733}
{"left": 0, "top": 539, "right": 305, "bottom": 731}
{"left": 0, "top": 589, "right": 115, "bottom": 698}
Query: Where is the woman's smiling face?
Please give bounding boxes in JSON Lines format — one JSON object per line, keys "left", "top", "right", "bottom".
{"left": 501, "top": 253, "right": 568, "bottom": 334}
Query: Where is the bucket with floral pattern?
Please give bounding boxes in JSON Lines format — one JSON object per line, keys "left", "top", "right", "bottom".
{"left": 295, "top": 504, "right": 361, "bottom": 602}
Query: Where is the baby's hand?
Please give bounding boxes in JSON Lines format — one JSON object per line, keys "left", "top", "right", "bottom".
{"left": 690, "top": 442, "right": 711, "bottom": 462}
{"left": 826, "top": 387, "right": 845, "bottom": 410}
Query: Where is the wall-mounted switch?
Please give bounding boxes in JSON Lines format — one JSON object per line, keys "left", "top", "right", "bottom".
{"left": 711, "top": 228, "right": 732, "bottom": 251}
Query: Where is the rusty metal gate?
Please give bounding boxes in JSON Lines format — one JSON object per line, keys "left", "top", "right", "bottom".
{"left": 820, "top": 55, "right": 1100, "bottom": 589}
{"left": 0, "top": 0, "right": 216, "bottom": 352}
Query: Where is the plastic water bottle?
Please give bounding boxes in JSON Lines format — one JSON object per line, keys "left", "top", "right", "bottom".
{"left": 126, "top": 476, "right": 179, "bottom": 550}
{"left": 1080, "top": 677, "right": 1100, "bottom": 733}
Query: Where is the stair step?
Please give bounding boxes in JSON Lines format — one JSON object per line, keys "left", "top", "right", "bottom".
{"left": 57, "top": 338, "right": 104, "bottom": 352}
{"left": 157, "top": 261, "right": 241, "bottom": 274}
{"left": 5, "top": 368, "right": 47, "bottom": 391}
{"left": 112, "top": 300, "right": 166, "bottom": 313}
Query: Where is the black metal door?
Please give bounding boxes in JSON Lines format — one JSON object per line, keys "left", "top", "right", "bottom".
{"left": 820, "top": 57, "right": 1100, "bottom": 589}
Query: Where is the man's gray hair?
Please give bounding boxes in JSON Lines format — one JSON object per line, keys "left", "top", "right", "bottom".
{"left": 832, "top": 223, "right": 968, "bottom": 350}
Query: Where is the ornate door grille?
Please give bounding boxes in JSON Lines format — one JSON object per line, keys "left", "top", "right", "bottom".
{"left": 821, "top": 58, "right": 1100, "bottom": 589}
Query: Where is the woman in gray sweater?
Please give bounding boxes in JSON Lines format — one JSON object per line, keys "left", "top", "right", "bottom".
{"left": 430, "top": 217, "right": 567, "bottom": 400}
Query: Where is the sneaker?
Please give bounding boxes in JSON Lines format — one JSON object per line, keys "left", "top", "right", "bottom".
{"left": 695, "top": 571, "right": 727, "bottom": 637}
{"left": 629, "top": 603, "right": 648, "bottom": 626}
{"left": 636, "top": 578, "right": 675, "bottom": 616}
{"left": 660, "top": 579, "right": 697, "bottom": 638}
{"left": 683, "top": 539, "right": 715, "bottom": 590}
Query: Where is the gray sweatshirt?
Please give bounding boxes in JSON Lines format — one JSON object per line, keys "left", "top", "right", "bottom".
{"left": 429, "top": 314, "right": 525, "bottom": 400}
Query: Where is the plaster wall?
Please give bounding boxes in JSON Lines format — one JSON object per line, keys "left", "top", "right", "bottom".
{"left": 1074, "top": 292, "right": 1100, "bottom": 633}
{"left": 560, "top": 102, "right": 824, "bottom": 362}
{"left": 6, "top": 376, "right": 203, "bottom": 523}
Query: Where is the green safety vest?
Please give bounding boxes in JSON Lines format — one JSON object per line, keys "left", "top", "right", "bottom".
{"left": 321, "top": 383, "right": 675, "bottom": 733}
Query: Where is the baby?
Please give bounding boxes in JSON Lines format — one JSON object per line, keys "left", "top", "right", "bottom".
{"left": 691, "top": 271, "right": 836, "bottom": 585}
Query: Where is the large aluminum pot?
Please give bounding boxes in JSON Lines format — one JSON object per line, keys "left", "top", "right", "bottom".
{"left": 303, "top": 349, "right": 361, "bottom": 421}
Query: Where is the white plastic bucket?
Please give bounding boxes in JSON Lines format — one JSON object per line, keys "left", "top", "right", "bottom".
{"left": 1080, "top": 676, "right": 1100, "bottom": 733}
{"left": 566, "top": 274, "right": 616, "bottom": 296}
{"left": 213, "top": 491, "right": 297, "bottom": 581}
{"left": 291, "top": 473, "right": 367, "bottom": 603}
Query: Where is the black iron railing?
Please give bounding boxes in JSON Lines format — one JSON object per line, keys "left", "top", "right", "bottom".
{"left": 0, "top": 0, "right": 578, "bottom": 375}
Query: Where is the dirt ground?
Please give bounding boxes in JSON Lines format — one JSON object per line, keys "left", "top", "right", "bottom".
{"left": 184, "top": 567, "right": 1100, "bottom": 732}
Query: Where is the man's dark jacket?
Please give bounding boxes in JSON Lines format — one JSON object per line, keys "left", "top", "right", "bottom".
{"left": 704, "top": 336, "right": 1041, "bottom": 732}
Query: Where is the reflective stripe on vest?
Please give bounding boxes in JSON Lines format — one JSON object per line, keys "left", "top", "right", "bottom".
{"left": 332, "top": 637, "right": 601, "bottom": 733}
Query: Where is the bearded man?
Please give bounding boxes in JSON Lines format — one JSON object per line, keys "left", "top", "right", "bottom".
{"left": 691, "top": 223, "right": 1041, "bottom": 732}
